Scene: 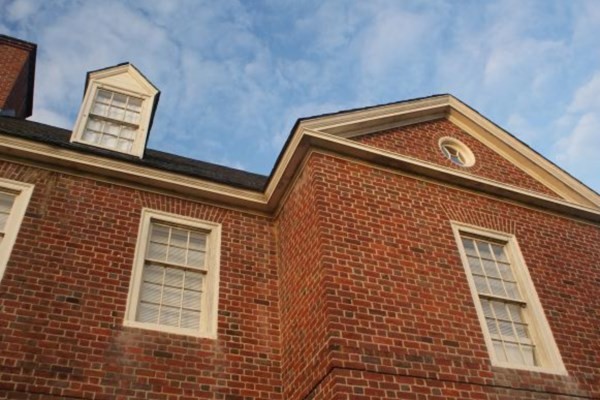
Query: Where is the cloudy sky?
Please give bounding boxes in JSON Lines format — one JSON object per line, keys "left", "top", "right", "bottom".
{"left": 1, "top": 0, "right": 599, "bottom": 193}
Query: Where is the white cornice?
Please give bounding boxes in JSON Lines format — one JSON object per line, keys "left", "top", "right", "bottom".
{"left": 1, "top": 95, "right": 599, "bottom": 223}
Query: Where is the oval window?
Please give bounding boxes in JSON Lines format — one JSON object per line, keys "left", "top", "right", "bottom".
{"left": 439, "top": 138, "right": 475, "bottom": 167}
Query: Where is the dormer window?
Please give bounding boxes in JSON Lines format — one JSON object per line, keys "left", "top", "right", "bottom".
{"left": 71, "top": 63, "right": 159, "bottom": 158}
{"left": 82, "top": 89, "right": 142, "bottom": 153}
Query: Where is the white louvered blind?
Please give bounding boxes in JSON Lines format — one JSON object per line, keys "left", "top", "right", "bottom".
{"left": 136, "top": 222, "right": 207, "bottom": 330}
{"left": 461, "top": 236, "right": 536, "bottom": 366}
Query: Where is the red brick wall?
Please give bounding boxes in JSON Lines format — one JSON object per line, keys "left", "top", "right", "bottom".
{"left": 0, "top": 147, "right": 598, "bottom": 399}
{"left": 0, "top": 37, "right": 34, "bottom": 118}
{"left": 353, "top": 119, "right": 560, "bottom": 199}
{"left": 277, "top": 160, "right": 331, "bottom": 399}
{"left": 302, "top": 152, "right": 599, "bottom": 398}
{"left": 0, "top": 162, "right": 282, "bottom": 399}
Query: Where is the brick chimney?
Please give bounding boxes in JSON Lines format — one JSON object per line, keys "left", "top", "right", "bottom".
{"left": 0, "top": 35, "right": 37, "bottom": 119}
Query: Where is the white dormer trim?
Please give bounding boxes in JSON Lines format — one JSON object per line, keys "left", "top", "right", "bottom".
{"left": 71, "top": 64, "right": 159, "bottom": 158}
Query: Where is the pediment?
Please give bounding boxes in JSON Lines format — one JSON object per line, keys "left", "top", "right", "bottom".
{"left": 85, "top": 63, "right": 159, "bottom": 97}
{"left": 295, "top": 95, "right": 600, "bottom": 210}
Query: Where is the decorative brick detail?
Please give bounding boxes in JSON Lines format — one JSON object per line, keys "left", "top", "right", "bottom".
{"left": 353, "top": 119, "right": 561, "bottom": 199}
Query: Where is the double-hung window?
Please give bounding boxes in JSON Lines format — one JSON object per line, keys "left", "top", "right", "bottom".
{"left": 81, "top": 89, "right": 143, "bottom": 153}
{"left": 451, "top": 222, "right": 566, "bottom": 374}
{"left": 125, "top": 209, "right": 221, "bottom": 338}
{"left": 0, "top": 179, "right": 34, "bottom": 282}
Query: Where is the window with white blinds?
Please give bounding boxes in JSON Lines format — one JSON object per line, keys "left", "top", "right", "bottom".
{"left": 451, "top": 223, "right": 566, "bottom": 374}
{"left": 0, "top": 179, "right": 34, "bottom": 283}
{"left": 461, "top": 236, "right": 535, "bottom": 366}
{"left": 125, "top": 210, "right": 221, "bottom": 338}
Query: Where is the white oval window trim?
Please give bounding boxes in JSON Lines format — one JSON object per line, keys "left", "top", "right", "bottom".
{"left": 438, "top": 137, "right": 475, "bottom": 167}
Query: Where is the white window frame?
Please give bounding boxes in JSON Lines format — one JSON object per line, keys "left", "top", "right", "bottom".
{"left": 124, "top": 209, "right": 222, "bottom": 338}
{"left": 71, "top": 81, "right": 151, "bottom": 157}
{"left": 0, "top": 178, "right": 34, "bottom": 282}
{"left": 450, "top": 221, "right": 567, "bottom": 375}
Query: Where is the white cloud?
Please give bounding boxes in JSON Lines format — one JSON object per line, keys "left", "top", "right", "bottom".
{"left": 568, "top": 72, "right": 600, "bottom": 113}
{"left": 6, "top": 0, "right": 40, "bottom": 21}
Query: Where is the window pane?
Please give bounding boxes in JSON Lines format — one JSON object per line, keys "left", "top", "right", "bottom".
{"left": 505, "top": 282, "right": 520, "bottom": 300}
{"left": 476, "top": 241, "right": 492, "bottom": 259}
{"left": 491, "top": 244, "right": 508, "bottom": 262}
{"left": 164, "top": 268, "right": 183, "bottom": 287}
{"left": 108, "top": 106, "right": 125, "bottom": 121}
{"left": 498, "top": 321, "right": 515, "bottom": 338}
{"left": 82, "top": 130, "right": 101, "bottom": 144}
{"left": 143, "top": 263, "right": 164, "bottom": 284}
{"left": 467, "top": 256, "right": 483, "bottom": 275}
{"left": 137, "top": 302, "right": 159, "bottom": 324}
{"left": 148, "top": 242, "right": 167, "bottom": 261}
{"left": 473, "top": 275, "right": 489, "bottom": 294}
{"left": 117, "top": 139, "right": 132, "bottom": 152}
{"left": 91, "top": 102, "right": 108, "bottom": 116}
{"left": 182, "top": 289, "right": 201, "bottom": 310}
{"left": 120, "top": 127, "right": 136, "bottom": 140}
{"left": 462, "top": 238, "right": 477, "bottom": 255}
{"left": 522, "top": 345, "right": 536, "bottom": 366}
{"left": 96, "top": 89, "right": 112, "bottom": 103}
{"left": 124, "top": 110, "right": 140, "bottom": 124}
{"left": 492, "top": 302, "right": 509, "bottom": 320}
{"left": 181, "top": 310, "right": 200, "bottom": 329}
{"left": 486, "top": 317, "right": 498, "bottom": 335}
{"left": 170, "top": 228, "right": 188, "bottom": 248}
{"left": 100, "top": 134, "right": 118, "bottom": 148}
{"left": 482, "top": 259, "right": 500, "bottom": 278}
{"left": 505, "top": 342, "right": 523, "bottom": 364}
{"left": 159, "top": 306, "right": 180, "bottom": 327}
{"left": 140, "top": 282, "right": 162, "bottom": 304}
{"left": 106, "top": 122, "right": 121, "bottom": 136}
{"left": 497, "top": 262, "right": 514, "bottom": 281}
{"left": 112, "top": 93, "right": 127, "bottom": 108}
{"left": 190, "top": 232, "right": 207, "bottom": 250}
{"left": 508, "top": 303, "right": 524, "bottom": 323}
{"left": 151, "top": 224, "right": 170, "bottom": 244}
{"left": 168, "top": 246, "right": 186, "bottom": 265}
{"left": 185, "top": 271, "right": 204, "bottom": 291}
{"left": 493, "top": 341, "right": 507, "bottom": 362}
{"left": 128, "top": 97, "right": 143, "bottom": 111}
{"left": 162, "top": 286, "right": 181, "bottom": 307}
{"left": 488, "top": 277, "right": 507, "bottom": 297}
{"left": 188, "top": 250, "right": 205, "bottom": 268}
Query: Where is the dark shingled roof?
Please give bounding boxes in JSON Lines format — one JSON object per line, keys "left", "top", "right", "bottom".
{"left": 0, "top": 117, "right": 268, "bottom": 191}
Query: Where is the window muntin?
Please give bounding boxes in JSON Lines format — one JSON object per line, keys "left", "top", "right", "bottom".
{"left": 81, "top": 89, "right": 143, "bottom": 153}
{"left": 125, "top": 210, "right": 221, "bottom": 338}
{"left": 462, "top": 236, "right": 535, "bottom": 366}
{"left": 442, "top": 144, "right": 466, "bottom": 166}
{"left": 452, "top": 223, "right": 566, "bottom": 374}
{"left": 0, "top": 179, "right": 34, "bottom": 282}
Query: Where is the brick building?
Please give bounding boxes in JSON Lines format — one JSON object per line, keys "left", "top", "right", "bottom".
{"left": 0, "top": 34, "right": 599, "bottom": 399}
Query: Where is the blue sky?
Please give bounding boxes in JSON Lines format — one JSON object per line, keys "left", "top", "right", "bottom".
{"left": 1, "top": 0, "right": 600, "bottom": 193}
